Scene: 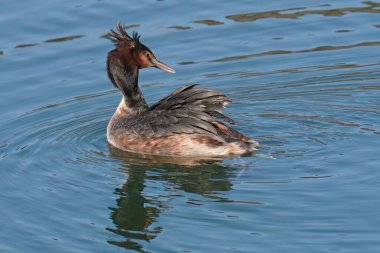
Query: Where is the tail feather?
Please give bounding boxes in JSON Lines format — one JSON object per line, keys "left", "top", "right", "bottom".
{"left": 211, "top": 121, "right": 259, "bottom": 151}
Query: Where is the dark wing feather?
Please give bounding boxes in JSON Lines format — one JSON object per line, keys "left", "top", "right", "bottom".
{"left": 134, "top": 84, "right": 235, "bottom": 140}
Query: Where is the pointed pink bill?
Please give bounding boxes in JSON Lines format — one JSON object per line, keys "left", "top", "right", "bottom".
{"left": 151, "top": 58, "right": 176, "bottom": 74}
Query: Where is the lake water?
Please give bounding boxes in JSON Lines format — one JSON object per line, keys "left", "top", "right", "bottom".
{"left": 1, "top": 0, "right": 380, "bottom": 252}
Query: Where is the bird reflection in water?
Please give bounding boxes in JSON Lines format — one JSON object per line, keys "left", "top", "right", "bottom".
{"left": 106, "top": 145, "right": 233, "bottom": 252}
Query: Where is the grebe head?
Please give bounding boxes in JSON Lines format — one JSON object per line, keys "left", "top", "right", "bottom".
{"left": 105, "top": 23, "right": 176, "bottom": 73}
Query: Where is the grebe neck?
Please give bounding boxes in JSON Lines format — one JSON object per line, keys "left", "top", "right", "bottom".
{"left": 108, "top": 59, "right": 149, "bottom": 116}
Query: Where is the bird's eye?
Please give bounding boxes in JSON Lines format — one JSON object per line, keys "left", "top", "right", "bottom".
{"left": 146, "top": 53, "right": 150, "bottom": 58}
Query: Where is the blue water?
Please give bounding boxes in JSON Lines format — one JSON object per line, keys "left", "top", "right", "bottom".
{"left": 1, "top": 0, "right": 380, "bottom": 252}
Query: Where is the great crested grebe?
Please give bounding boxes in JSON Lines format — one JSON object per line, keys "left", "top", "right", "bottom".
{"left": 105, "top": 23, "right": 259, "bottom": 156}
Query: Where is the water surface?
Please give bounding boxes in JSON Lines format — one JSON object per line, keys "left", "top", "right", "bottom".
{"left": 1, "top": 0, "right": 380, "bottom": 252}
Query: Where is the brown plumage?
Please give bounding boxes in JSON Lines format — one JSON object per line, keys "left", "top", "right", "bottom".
{"left": 105, "top": 23, "right": 259, "bottom": 156}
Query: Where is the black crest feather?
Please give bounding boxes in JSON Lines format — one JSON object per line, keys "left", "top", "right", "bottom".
{"left": 105, "top": 22, "right": 141, "bottom": 47}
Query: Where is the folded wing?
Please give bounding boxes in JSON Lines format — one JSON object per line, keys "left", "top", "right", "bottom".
{"left": 128, "top": 84, "right": 238, "bottom": 141}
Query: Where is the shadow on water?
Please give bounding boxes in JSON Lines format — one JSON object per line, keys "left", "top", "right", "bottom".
{"left": 106, "top": 145, "right": 234, "bottom": 252}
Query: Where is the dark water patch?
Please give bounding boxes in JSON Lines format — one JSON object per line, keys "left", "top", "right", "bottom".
{"left": 226, "top": 2, "right": 380, "bottom": 22}
{"left": 192, "top": 19, "right": 224, "bottom": 25}
{"left": 317, "top": 4, "right": 332, "bottom": 7}
{"left": 300, "top": 175, "right": 332, "bottom": 179}
{"left": 336, "top": 29, "right": 353, "bottom": 33}
{"left": 14, "top": 43, "right": 39, "bottom": 48}
{"left": 124, "top": 24, "right": 141, "bottom": 29}
{"left": 178, "top": 61, "right": 196, "bottom": 65}
{"left": 307, "top": 42, "right": 380, "bottom": 52}
{"left": 226, "top": 7, "right": 305, "bottom": 22}
{"left": 319, "top": 62, "right": 380, "bottom": 70}
{"left": 168, "top": 25, "right": 191, "bottom": 30}
{"left": 44, "top": 35, "right": 85, "bottom": 43}
{"left": 211, "top": 41, "right": 380, "bottom": 62}
{"left": 207, "top": 197, "right": 263, "bottom": 205}
{"left": 308, "top": 136, "right": 327, "bottom": 145}
{"left": 0, "top": 143, "right": 8, "bottom": 158}
{"left": 206, "top": 62, "right": 380, "bottom": 79}
{"left": 210, "top": 50, "right": 292, "bottom": 62}
{"left": 249, "top": 180, "right": 292, "bottom": 184}
{"left": 360, "top": 127, "right": 377, "bottom": 132}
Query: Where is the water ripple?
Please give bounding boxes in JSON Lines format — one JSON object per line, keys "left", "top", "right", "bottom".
{"left": 0, "top": 93, "right": 112, "bottom": 168}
